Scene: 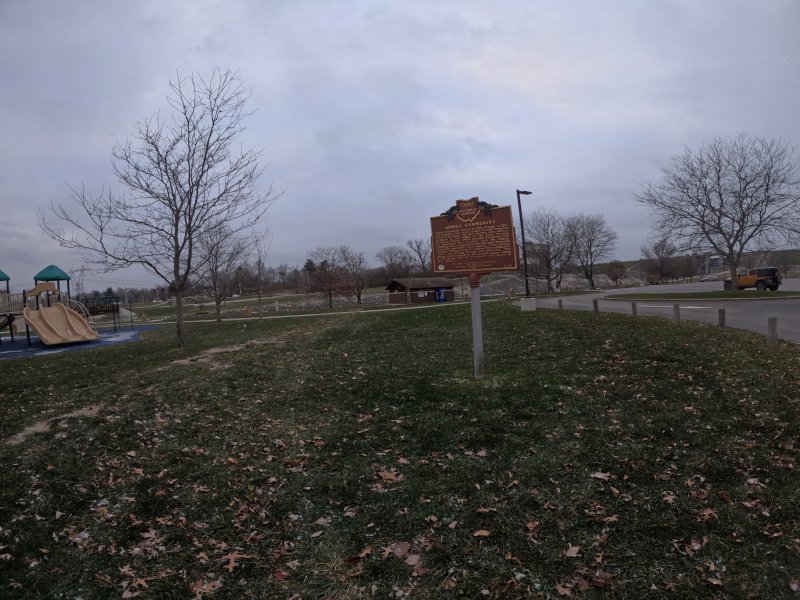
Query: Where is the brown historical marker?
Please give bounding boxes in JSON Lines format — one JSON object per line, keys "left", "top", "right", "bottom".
{"left": 430, "top": 197, "right": 518, "bottom": 274}
{"left": 430, "top": 197, "right": 519, "bottom": 380}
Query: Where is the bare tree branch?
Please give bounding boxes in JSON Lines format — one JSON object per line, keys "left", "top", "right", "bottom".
{"left": 523, "top": 208, "right": 574, "bottom": 292}
{"left": 406, "top": 239, "right": 432, "bottom": 274}
{"left": 199, "top": 223, "right": 253, "bottom": 322}
{"left": 338, "top": 246, "right": 369, "bottom": 304}
{"left": 636, "top": 134, "right": 800, "bottom": 287}
{"left": 565, "top": 213, "right": 617, "bottom": 290}
{"left": 40, "top": 69, "right": 280, "bottom": 344}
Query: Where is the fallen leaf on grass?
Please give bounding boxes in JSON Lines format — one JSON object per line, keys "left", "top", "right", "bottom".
{"left": 189, "top": 578, "right": 223, "bottom": 599}
{"left": 789, "top": 579, "right": 800, "bottom": 593}
{"left": 220, "top": 551, "right": 251, "bottom": 573}
{"left": 473, "top": 530, "right": 491, "bottom": 537}
{"left": 95, "top": 572, "right": 112, "bottom": 585}
{"left": 273, "top": 570, "right": 288, "bottom": 581}
{"left": 412, "top": 563, "right": 430, "bottom": 577}
{"left": 382, "top": 541, "right": 411, "bottom": 558}
{"left": 696, "top": 508, "right": 718, "bottom": 523}
{"left": 591, "top": 472, "right": 610, "bottom": 481}
{"left": 378, "top": 469, "right": 404, "bottom": 483}
{"left": 556, "top": 582, "right": 573, "bottom": 596}
{"left": 564, "top": 545, "right": 581, "bottom": 558}
{"left": 593, "top": 569, "right": 612, "bottom": 587}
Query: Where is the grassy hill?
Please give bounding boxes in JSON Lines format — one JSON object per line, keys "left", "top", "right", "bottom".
{"left": 1, "top": 305, "right": 799, "bottom": 598}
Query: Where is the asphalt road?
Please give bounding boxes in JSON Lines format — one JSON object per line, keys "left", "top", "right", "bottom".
{"left": 533, "top": 278, "right": 800, "bottom": 344}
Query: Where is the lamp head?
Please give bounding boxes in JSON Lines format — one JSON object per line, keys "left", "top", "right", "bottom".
{"left": 517, "top": 190, "right": 532, "bottom": 195}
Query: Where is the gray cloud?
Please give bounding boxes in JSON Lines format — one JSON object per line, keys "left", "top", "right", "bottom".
{"left": 1, "top": 0, "right": 798, "bottom": 290}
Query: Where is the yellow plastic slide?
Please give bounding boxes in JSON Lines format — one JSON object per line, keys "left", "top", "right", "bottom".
{"left": 23, "top": 304, "right": 98, "bottom": 345}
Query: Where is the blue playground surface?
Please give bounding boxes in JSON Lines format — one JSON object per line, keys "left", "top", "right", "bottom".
{"left": 0, "top": 326, "right": 154, "bottom": 360}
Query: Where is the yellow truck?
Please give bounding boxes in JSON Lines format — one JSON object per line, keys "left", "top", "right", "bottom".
{"left": 724, "top": 267, "right": 782, "bottom": 291}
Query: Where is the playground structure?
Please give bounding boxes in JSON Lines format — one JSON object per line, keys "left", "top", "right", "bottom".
{"left": 0, "top": 265, "right": 120, "bottom": 347}
{"left": 22, "top": 282, "right": 98, "bottom": 345}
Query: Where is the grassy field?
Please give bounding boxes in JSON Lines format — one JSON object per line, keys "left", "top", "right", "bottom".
{"left": 1, "top": 305, "right": 799, "bottom": 598}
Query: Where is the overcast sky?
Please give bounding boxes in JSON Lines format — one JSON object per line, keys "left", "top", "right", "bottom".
{"left": 1, "top": 0, "right": 798, "bottom": 292}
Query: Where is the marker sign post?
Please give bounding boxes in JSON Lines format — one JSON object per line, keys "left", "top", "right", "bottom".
{"left": 430, "top": 197, "right": 518, "bottom": 379}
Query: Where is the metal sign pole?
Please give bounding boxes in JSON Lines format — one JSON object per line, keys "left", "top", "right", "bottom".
{"left": 469, "top": 273, "right": 484, "bottom": 379}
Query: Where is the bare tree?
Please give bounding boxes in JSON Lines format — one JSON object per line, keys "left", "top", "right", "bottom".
{"left": 566, "top": 213, "right": 618, "bottom": 289}
{"left": 636, "top": 134, "right": 800, "bottom": 289}
{"left": 40, "top": 69, "right": 278, "bottom": 345}
{"left": 605, "top": 260, "right": 627, "bottom": 287}
{"left": 524, "top": 208, "right": 574, "bottom": 292}
{"left": 252, "top": 235, "right": 271, "bottom": 319}
{"left": 677, "top": 255, "right": 700, "bottom": 281}
{"left": 276, "top": 264, "right": 288, "bottom": 288}
{"left": 338, "top": 246, "right": 369, "bottom": 304}
{"left": 641, "top": 236, "right": 678, "bottom": 284}
{"left": 307, "top": 247, "right": 342, "bottom": 308}
{"left": 375, "top": 246, "right": 413, "bottom": 282}
{"left": 406, "top": 239, "right": 432, "bottom": 274}
{"left": 200, "top": 224, "right": 251, "bottom": 322}
{"left": 375, "top": 246, "right": 410, "bottom": 278}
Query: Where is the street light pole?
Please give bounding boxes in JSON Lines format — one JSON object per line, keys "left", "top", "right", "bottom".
{"left": 516, "top": 189, "right": 532, "bottom": 297}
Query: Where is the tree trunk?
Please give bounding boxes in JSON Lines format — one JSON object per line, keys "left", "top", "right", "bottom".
{"left": 215, "top": 301, "right": 222, "bottom": 322}
{"left": 175, "top": 288, "right": 185, "bottom": 347}
{"left": 729, "top": 264, "right": 738, "bottom": 290}
{"left": 327, "top": 288, "right": 333, "bottom": 309}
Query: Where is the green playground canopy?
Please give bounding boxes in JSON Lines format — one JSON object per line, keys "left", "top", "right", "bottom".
{"left": 0, "top": 269, "right": 9, "bottom": 282}
{"left": 33, "top": 265, "right": 71, "bottom": 282}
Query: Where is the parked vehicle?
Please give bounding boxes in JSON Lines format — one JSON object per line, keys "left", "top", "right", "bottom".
{"left": 723, "top": 267, "right": 782, "bottom": 291}
{"left": 700, "top": 275, "right": 718, "bottom": 282}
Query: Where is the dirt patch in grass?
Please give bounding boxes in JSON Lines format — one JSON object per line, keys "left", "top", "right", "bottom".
{"left": 167, "top": 326, "right": 320, "bottom": 370}
{"left": 4, "top": 404, "right": 103, "bottom": 446}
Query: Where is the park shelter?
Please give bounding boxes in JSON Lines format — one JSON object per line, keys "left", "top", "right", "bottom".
{"left": 33, "top": 265, "right": 71, "bottom": 297}
{"left": 386, "top": 277, "right": 455, "bottom": 304}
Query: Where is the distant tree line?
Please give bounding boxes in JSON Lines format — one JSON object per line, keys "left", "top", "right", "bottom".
{"left": 303, "top": 239, "right": 432, "bottom": 308}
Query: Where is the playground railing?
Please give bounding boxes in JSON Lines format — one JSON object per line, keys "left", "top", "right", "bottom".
{"left": 0, "top": 293, "right": 26, "bottom": 314}
{"left": 62, "top": 298, "right": 93, "bottom": 325}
